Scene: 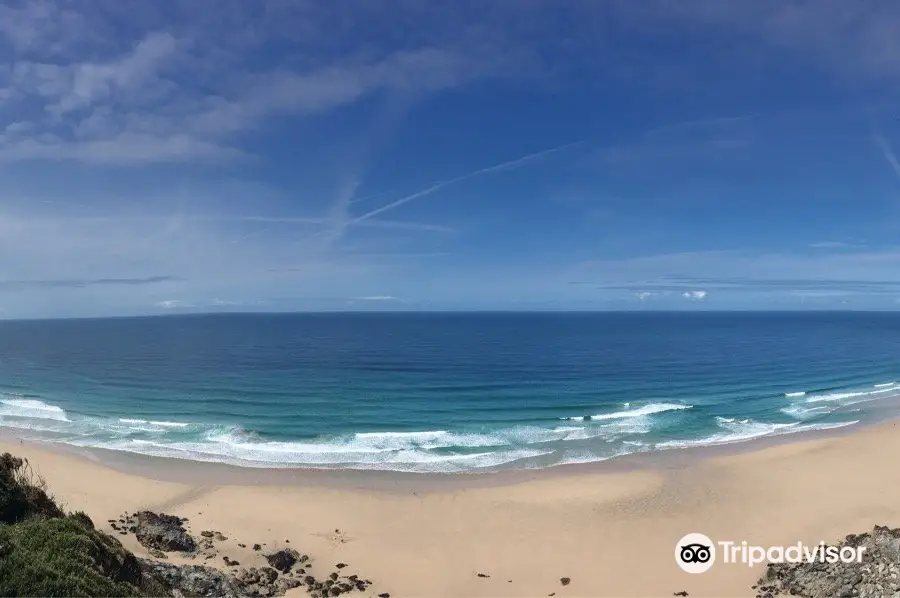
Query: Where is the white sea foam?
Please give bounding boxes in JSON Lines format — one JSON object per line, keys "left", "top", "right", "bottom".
{"left": 76, "top": 434, "right": 553, "bottom": 473}
{"left": 119, "top": 418, "right": 190, "bottom": 428}
{"left": 804, "top": 385, "right": 898, "bottom": 404}
{"left": 784, "top": 391, "right": 806, "bottom": 397}
{"left": 0, "top": 397, "right": 70, "bottom": 422}
{"left": 780, "top": 404, "right": 832, "bottom": 420}
{"left": 0, "top": 391, "right": 869, "bottom": 472}
{"left": 781, "top": 381, "right": 900, "bottom": 422}
{"left": 562, "top": 402, "right": 691, "bottom": 421}
{"left": 656, "top": 418, "right": 858, "bottom": 450}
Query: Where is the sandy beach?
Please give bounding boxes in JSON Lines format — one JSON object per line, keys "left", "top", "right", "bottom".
{"left": 4, "top": 422, "right": 900, "bottom": 598}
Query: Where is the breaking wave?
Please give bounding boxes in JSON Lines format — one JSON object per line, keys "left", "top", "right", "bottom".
{"left": 0, "top": 383, "right": 881, "bottom": 473}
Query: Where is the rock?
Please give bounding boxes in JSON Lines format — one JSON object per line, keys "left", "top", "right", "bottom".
{"left": 477, "top": 573, "right": 490, "bottom": 578}
{"left": 336, "top": 562, "right": 347, "bottom": 569}
{"left": 253, "top": 543, "right": 262, "bottom": 551}
{"left": 214, "top": 532, "right": 227, "bottom": 541}
{"left": 201, "top": 531, "right": 214, "bottom": 538}
{"left": 238, "top": 543, "right": 246, "bottom": 548}
{"left": 674, "top": 593, "right": 689, "bottom": 597}
{"left": 140, "top": 559, "right": 243, "bottom": 597}
{"left": 274, "top": 578, "right": 303, "bottom": 594}
{"left": 148, "top": 548, "right": 168, "bottom": 559}
{"left": 266, "top": 548, "right": 300, "bottom": 573}
{"left": 752, "top": 526, "right": 900, "bottom": 598}
{"left": 134, "top": 511, "right": 197, "bottom": 553}
{"left": 378, "top": 594, "right": 390, "bottom": 598}
{"left": 560, "top": 577, "right": 571, "bottom": 586}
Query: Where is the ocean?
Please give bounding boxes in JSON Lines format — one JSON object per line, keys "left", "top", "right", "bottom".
{"left": 0, "top": 311, "right": 897, "bottom": 473}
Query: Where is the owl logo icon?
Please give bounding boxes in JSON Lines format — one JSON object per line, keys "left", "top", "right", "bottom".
{"left": 676, "top": 533, "right": 716, "bottom": 573}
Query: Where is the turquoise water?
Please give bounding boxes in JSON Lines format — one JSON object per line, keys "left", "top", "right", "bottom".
{"left": 0, "top": 312, "right": 896, "bottom": 472}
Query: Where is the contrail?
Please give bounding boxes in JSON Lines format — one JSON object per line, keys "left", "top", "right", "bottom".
{"left": 874, "top": 134, "right": 900, "bottom": 179}
{"left": 349, "top": 140, "right": 585, "bottom": 224}
{"left": 231, "top": 227, "right": 270, "bottom": 244}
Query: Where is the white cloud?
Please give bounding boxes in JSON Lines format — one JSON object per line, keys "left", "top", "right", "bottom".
{"left": 636, "top": 291, "right": 653, "bottom": 301}
{"left": 0, "top": 4, "right": 509, "bottom": 166}
{"left": 209, "top": 298, "right": 266, "bottom": 307}
{"left": 354, "top": 295, "right": 402, "bottom": 302}
{"left": 156, "top": 299, "right": 192, "bottom": 309}
{"left": 0, "top": 2, "right": 896, "bottom": 167}
{"left": 808, "top": 241, "right": 850, "bottom": 249}
{"left": 570, "top": 249, "right": 900, "bottom": 285}
{"left": 619, "top": 1, "right": 900, "bottom": 81}
{"left": 682, "top": 290, "right": 708, "bottom": 301}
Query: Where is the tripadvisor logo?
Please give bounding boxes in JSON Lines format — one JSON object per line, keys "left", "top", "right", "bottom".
{"left": 675, "top": 533, "right": 866, "bottom": 573}
{"left": 676, "top": 533, "right": 715, "bottom": 574}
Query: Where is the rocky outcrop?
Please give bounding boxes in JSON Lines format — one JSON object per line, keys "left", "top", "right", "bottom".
{"left": 755, "top": 525, "right": 900, "bottom": 598}
{"left": 265, "top": 548, "right": 300, "bottom": 573}
{"left": 132, "top": 511, "right": 197, "bottom": 553}
{"left": 112, "top": 509, "right": 380, "bottom": 597}
{"left": 140, "top": 560, "right": 242, "bottom": 597}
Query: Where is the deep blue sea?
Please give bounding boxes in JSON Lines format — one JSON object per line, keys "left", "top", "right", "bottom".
{"left": 0, "top": 312, "right": 897, "bottom": 473}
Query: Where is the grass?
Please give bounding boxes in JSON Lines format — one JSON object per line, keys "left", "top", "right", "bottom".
{"left": 0, "top": 515, "right": 145, "bottom": 597}
{"left": 0, "top": 452, "right": 64, "bottom": 524}
{"left": 0, "top": 452, "right": 164, "bottom": 597}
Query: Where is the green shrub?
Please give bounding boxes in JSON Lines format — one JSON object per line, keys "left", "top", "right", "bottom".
{"left": 0, "top": 453, "right": 166, "bottom": 597}
{"left": 0, "top": 453, "right": 64, "bottom": 524}
{"left": 0, "top": 516, "right": 145, "bottom": 596}
{"left": 70, "top": 510, "right": 95, "bottom": 529}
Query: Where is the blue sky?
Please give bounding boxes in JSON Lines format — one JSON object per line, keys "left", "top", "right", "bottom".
{"left": 3, "top": 0, "right": 900, "bottom": 317}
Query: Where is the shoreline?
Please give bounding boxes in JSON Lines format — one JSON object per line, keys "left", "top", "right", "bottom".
{"left": 0, "top": 402, "right": 885, "bottom": 492}
{"left": 6, "top": 418, "right": 900, "bottom": 595}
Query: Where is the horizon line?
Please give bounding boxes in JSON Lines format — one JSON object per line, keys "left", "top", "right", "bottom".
{"left": 1, "top": 308, "right": 898, "bottom": 323}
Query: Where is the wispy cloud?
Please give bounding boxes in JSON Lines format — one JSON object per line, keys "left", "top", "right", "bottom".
{"left": 641, "top": 115, "right": 753, "bottom": 139}
{"left": 565, "top": 247, "right": 900, "bottom": 305}
{"left": 616, "top": 1, "right": 900, "bottom": 81}
{"left": 598, "top": 114, "right": 754, "bottom": 166}
{"left": 59, "top": 214, "right": 454, "bottom": 234}
{"left": 353, "top": 295, "right": 404, "bottom": 302}
{"left": 0, "top": 275, "right": 178, "bottom": 292}
{"left": 808, "top": 241, "right": 851, "bottom": 249}
{"left": 0, "top": 5, "right": 508, "bottom": 165}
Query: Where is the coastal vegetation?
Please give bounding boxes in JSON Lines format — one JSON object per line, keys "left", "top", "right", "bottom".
{"left": 0, "top": 452, "right": 378, "bottom": 597}
{"left": 0, "top": 452, "right": 155, "bottom": 596}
